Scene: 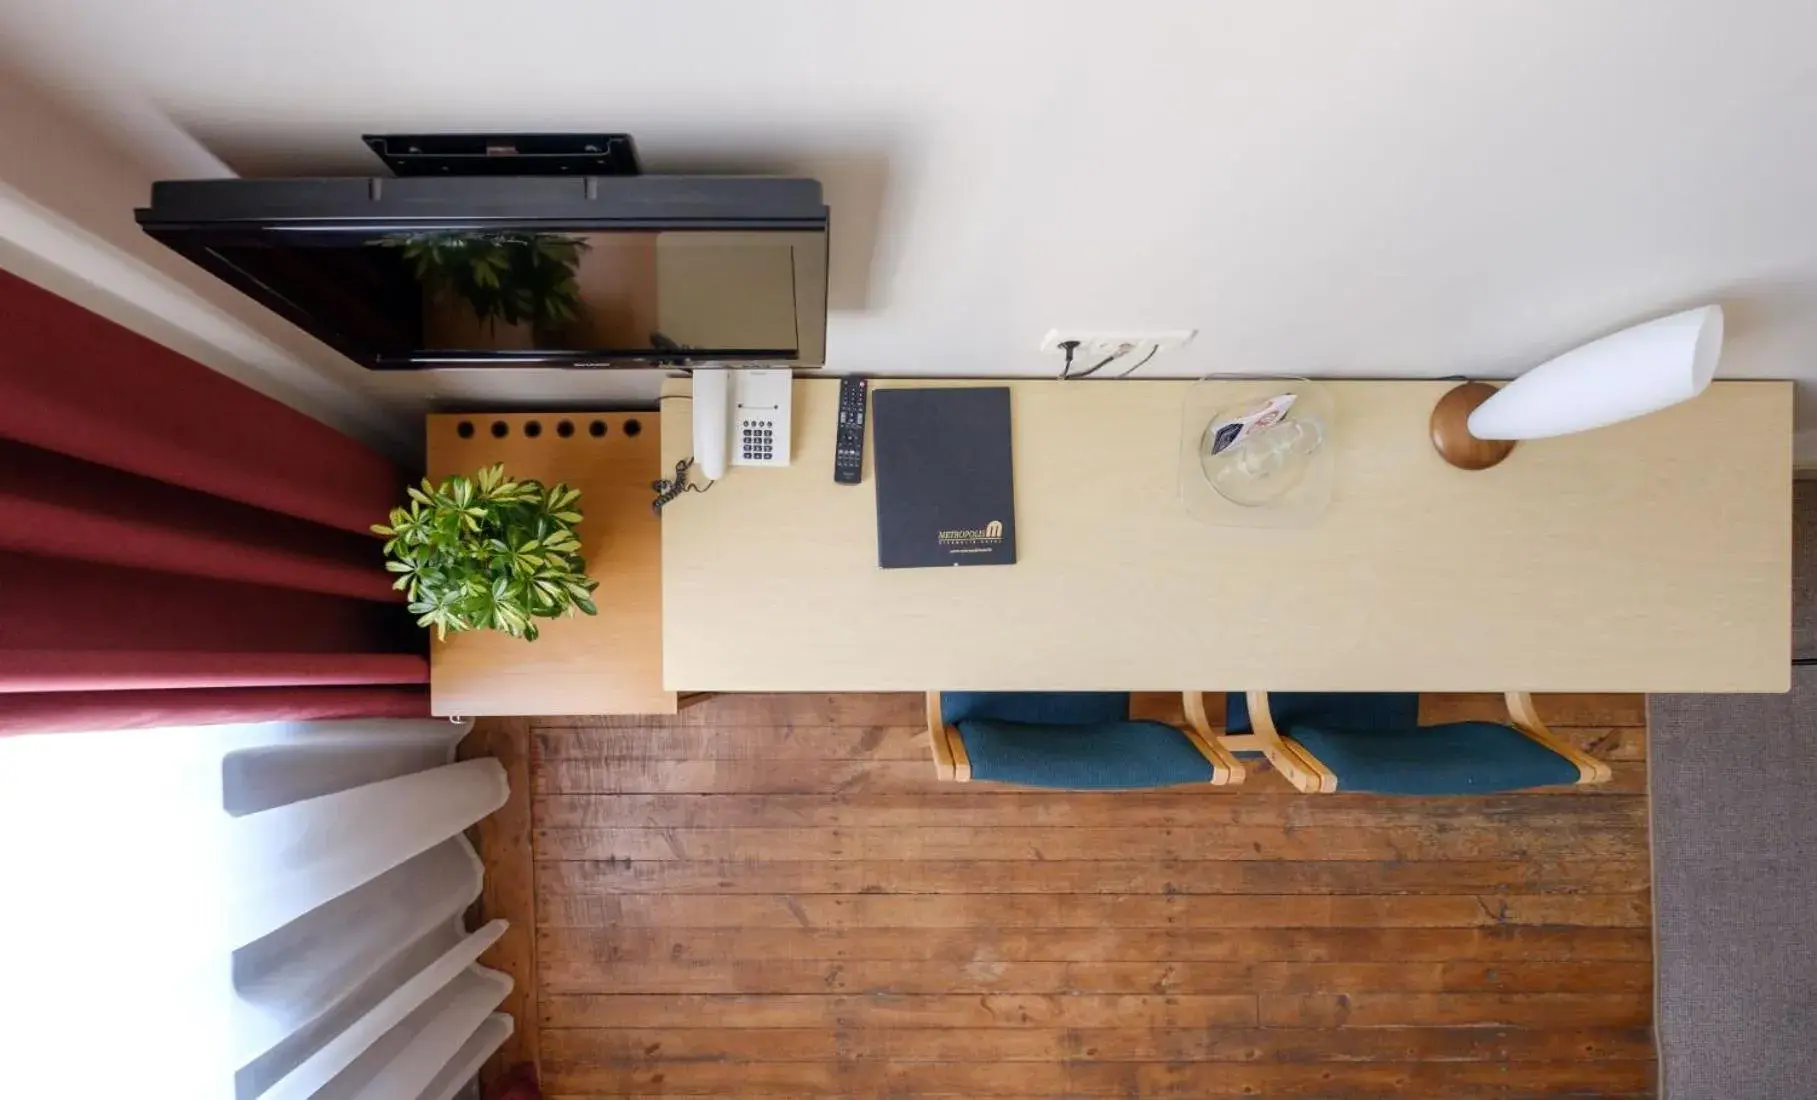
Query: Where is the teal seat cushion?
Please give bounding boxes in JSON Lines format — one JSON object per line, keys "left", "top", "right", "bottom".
{"left": 942, "top": 691, "right": 1128, "bottom": 727}
{"left": 1289, "top": 720, "right": 1581, "bottom": 794}
{"left": 954, "top": 718, "right": 1214, "bottom": 790}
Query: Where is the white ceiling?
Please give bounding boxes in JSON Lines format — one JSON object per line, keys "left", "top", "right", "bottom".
{"left": 4, "top": 0, "right": 1817, "bottom": 455}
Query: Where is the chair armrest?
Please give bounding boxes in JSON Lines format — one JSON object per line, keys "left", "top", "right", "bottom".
{"left": 1246, "top": 690, "right": 1337, "bottom": 793}
{"left": 924, "top": 692, "right": 970, "bottom": 781}
{"left": 1503, "top": 692, "right": 1613, "bottom": 785}
{"left": 1182, "top": 691, "right": 1218, "bottom": 740}
{"left": 1181, "top": 692, "right": 1245, "bottom": 785}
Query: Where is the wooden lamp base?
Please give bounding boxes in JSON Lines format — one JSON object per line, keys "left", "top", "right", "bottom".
{"left": 1431, "top": 382, "right": 1517, "bottom": 470}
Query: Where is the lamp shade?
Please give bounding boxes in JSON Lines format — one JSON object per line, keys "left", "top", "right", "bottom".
{"left": 1467, "top": 305, "right": 1723, "bottom": 441}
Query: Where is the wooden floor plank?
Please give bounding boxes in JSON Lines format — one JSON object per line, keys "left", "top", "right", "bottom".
{"left": 538, "top": 891, "right": 1650, "bottom": 930}
{"left": 542, "top": 1056, "right": 1653, "bottom": 1097}
{"left": 532, "top": 724, "right": 932, "bottom": 760}
{"left": 544, "top": 1023, "right": 1657, "bottom": 1063}
{"left": 1421, "top": 692, "right": 1648, "bottom": 727}
{"left": 534, "top": 790, "right": 1650, "bottom": 829}
{"left": 537, "top": 856, "right": 1651, "bottom": 896}
{"left": 538, "top": 954, "right": 1651, "bottom": 996}
{"left": 1261, "top": 991, "right": 1654, "bottom": 1028}
{"left": 535, "top": 823, "right": 1648, "bottom": 862}
{"left": 542, "top": 925, "right": 1655, "bottom": 964}
{"left": 542, "top": 992, "right": 1261, "bottom": 1029}
{"left": 521, "top": 692, "right": 1654, "bottom": 1098}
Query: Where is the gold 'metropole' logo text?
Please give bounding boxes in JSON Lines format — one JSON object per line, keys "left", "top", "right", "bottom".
{"left": 937, "top": 519, "right": 1004, "bottom": 545}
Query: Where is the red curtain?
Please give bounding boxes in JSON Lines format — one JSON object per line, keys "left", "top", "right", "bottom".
{"left": 0, "top": 268, "right": 428, "bottom": 735}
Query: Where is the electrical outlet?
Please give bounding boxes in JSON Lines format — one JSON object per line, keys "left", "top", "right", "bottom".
{"left": 1041, "top": 329, "right": 1195, "bottom": 357}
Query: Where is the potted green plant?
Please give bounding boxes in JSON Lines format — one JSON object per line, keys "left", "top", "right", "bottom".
{"left": 374, "top": 464, "right": 598, "bottom": 641}
{"left": 378, "top": 231, "right": 588, "bottom": 347}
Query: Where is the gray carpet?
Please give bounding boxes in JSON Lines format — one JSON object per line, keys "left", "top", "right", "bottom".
{"left": 1648, "top": 481, "right": 1817, "bottom": 1099}
{"left": 1796, "top": 480, "right": 1817, "bottom": 663}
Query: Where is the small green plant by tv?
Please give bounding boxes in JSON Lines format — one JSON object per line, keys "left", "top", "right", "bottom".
{"left": 374, "top": 464, "right": 598, "bottom": 641}
{"left": 378, "top": 231, "right": 588, "bottom": 332}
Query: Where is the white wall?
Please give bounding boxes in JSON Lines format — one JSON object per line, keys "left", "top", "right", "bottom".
{"left": 0, "top": 64, "right": 420, "bottom": 456}
{"left": 0, "top": 65, "right": 668, "bottom": 460}
{"left": 3, "top": 0, "right": 1816, "bottom": 459}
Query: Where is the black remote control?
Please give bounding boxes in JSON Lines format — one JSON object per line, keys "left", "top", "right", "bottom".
{"left": 834, "top": 376, "right": 868, "bottom": 484}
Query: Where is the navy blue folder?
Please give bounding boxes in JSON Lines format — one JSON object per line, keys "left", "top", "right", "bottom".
{"left": 873, "top": 387, "right": 1017, "bottom": 569}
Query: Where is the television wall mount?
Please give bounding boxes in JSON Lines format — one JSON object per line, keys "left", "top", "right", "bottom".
{"left": 361, "top": 133, "right": 641, "bottom": 177}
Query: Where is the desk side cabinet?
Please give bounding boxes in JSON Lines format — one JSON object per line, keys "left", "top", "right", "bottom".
{"left": 425, "top": 412, "right": 674, "bottom": 716}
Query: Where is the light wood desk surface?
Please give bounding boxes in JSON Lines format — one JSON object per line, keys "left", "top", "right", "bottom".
{"left": 428, "top": 412, "right": 674, "bottom": 717}
{"left": 661, "top": 378, "right": 1791, "bottom": 693}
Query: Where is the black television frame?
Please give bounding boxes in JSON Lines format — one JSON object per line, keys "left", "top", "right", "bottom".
{"left": 135, "top": 175, "right": 829, "bottom": 371}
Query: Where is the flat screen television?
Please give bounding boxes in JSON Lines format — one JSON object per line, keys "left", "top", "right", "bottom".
{"left": 135, "top": 176, "right": 828, "bottom": 370}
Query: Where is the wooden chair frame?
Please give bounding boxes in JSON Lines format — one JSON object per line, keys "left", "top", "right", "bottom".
{"left": 925, "top": 692, "right": 1243, "bottom": 786}
{"left": 1185, "top": 691, "right": 1611, "bottom": 793}
{"left": 1185, "top": 691, "right": 1330, "bottom": 792}
{"left": 1503, "top": 692, "right": 1613, "bottom": 786}
{"left": 925, "top": 691, "right": 970, "bottom": 781}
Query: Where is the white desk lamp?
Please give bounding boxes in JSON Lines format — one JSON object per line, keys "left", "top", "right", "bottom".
{"left": 1430, "top": 304, "right": 1724, "bottom": 469}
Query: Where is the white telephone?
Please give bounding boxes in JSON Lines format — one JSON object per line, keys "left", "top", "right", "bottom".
{"left": 691, "top": 367, "right": 793, "bottom": 479}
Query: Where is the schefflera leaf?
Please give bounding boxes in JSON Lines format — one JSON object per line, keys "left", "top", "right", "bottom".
{"left": 374, "top": 463, "right": 597, "bottom": 641}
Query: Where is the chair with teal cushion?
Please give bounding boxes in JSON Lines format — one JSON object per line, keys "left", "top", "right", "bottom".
{"left": 926, "top": 691, "right": 1242, "bottom": 788}
{"left": 1187, "top": 690, "right": 1609, "bottom": 794}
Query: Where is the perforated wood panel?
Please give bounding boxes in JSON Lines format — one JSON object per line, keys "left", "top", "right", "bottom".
{"left": 427, "top": 412, "right": 673, "bottom": 716}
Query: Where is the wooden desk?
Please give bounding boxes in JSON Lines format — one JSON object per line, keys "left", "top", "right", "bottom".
{"left": 427, "top": 412, "right": 673, "bottom": 716}
{"left": 661, "top": 378, "right": 1791, "bottom": 693}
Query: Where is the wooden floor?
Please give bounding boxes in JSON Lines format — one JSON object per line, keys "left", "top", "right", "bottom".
{"left": 503, "top": 692, "right": 1654, "bottom": 1098}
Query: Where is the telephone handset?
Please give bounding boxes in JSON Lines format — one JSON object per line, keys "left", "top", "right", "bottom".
{"left": 691, "top": 367, "right": 794, "bottom": 479}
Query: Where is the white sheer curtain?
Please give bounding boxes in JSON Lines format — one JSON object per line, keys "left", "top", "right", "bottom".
{"left": 0, "top": 717, "right": 512, "bottom": 1100}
